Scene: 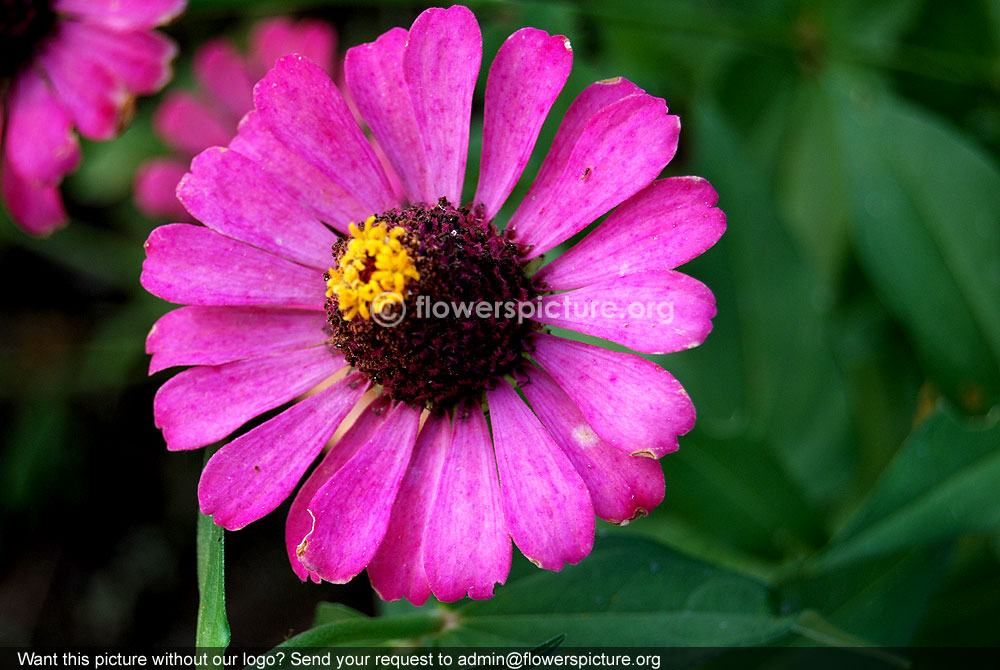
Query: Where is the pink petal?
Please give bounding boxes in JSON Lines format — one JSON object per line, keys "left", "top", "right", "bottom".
{"left": 153, "top": 345, "right": 344, "bottom": 451}
{"left": 509, "top": 88, "right": 680, "bottom": 259}
{"left": 153, "top": 92, "right": 234, "bottom": 156}
{"left": 178, "top": 147, "right": 337, "bottom": 269}
{"left": 249, "top": 17, "right": 336, "bottom": 78}
{"left": 474, "top": 28, "right": 572, "bottom": 221}
{"left": 343, "top": 28, "right": 432, "bottom": 206}
{"left": 198, "top": 371, "right": 368, "bottom": 530}
{"left": 522, "top": 77, "right": 641, "bottom": 202}
{"left": 1, "top": 156, "right": 67, "bottom": 236}
{"left": 487, "top": 378, "right": 594, "bottom": 570}
{"left": 286, "top": 396, "right": 392, "bottom": 583}
{"left": 530, "top": 333, "right": 694, "bottom": 458}
{"left": 368, "top": 411, "right": 450, "bottom": 605}
{"left": 229, "top": 111, "right": 362, "bottom": 233}
{"left": 532, "top": 272, "right": 717, "bottom": 354}
{"left": 299, "top": 403, "right": 422, "bottom": 583}
{"left": 253, "top": 55, "right": 398, "bottom": 218}
{"left": 372, "top": 137, "right": 407, "bottom": 205}
{"left": 536, "top": 176, "right": 726, "bottom": 289}
{"left": 402, "top": 6, "right": 482, "bottom": 205}
{"left": 57, "top": 20, "right": 177, "bottom": 94}
{"left": 518, "top": 364, "right": 664, "bottom": 525}
{"left": 147, "top": 306, "right": 328, "bottom": 374}
{"left": 133, "top": 158, "right": 189, "bottom": 220}
{"left": 37, "top": 39, "right": 129, "bottom": 141}
{"left": 5, "top": 69, "right": 79, "bottom": 183}
{"left": 423, "top": 401, "right": 511, "bottom": 601}
{"left": 141, "top": 224, "right": 324, "bottom": 309}
{"left": 193, "top": 39, "right": 254, "bottom": 119}
{"left": 53, "top": 0, "right": 185, "bottom": 30}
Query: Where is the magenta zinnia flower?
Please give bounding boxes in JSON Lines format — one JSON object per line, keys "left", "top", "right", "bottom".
{"left": 142, "top": 5, "right": 725, "bottom": 603}
{"left": 133, "top": 16, "right": 337, "bottom": 220}
{"left": 1, "top": 0, "right": 184, "bottom": 234}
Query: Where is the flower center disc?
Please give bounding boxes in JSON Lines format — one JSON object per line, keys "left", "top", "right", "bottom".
{"left": 1, "top": 0, "right": 56, "bottom": 80}
{"left": 325, "top": 199, "right": 536, "bottom": 407}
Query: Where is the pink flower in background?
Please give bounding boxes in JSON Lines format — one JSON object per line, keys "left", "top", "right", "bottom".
{"left": 142, "top": 5, "right": 725, "bottom": 603}
{"left": 133, "top": 16, "right": 337, "bottom": 220}
{"left": 1, "top": 0, "right": 184, "bottom": 235}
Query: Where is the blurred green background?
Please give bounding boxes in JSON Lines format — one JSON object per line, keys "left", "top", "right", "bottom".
{"left": 2, "top": 0, "right": 999, "bottom": 658}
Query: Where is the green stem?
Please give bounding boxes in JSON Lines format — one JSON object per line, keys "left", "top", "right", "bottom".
{"left": 196, "top": 445, "right": 230, "bottom": 668}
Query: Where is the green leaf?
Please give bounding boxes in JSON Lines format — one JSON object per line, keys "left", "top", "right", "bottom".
{"left": 623, "top": 515, "right": 779, "bottom": 586}
{"left": 312, "top": 602, "right": 368, "bottom": 627}
{"left": 278, "top": 613, "right": 444, "bottom": 648}
{"left": 279, "top": 537, "right": 796, "bottom": 652}
{"left": 655, "top": 434, "right": 825, "bottom": 561}
{"left": 596, "top": 0, "right": 744, "bottom": 96}
{"left": 790, "top": 611, "right": 911, "bottom": 666}
{"left": 816, "top": 409, "right": 1000, "bottom": 571}
{"left": 831, "top": 297, "right": 924, "bottom": 493}
{"left": 197, "top": 446, "right": 229, "bottom": 666}
{"left": 828, "top": 67, "right": 1000, "bottom": 410}
{"left": 775, "top": 77, "right": 851, "bottom": 286}
{"left": 785, "top": 546, "right": 950, "bottom": 645}
{"left": 792, "top": 610, "right": 884, "bottom": 647}
{"left": 687, "top": 96, "right": 855, "bottom": 510}
{"left": 915, "top": 539, "right": 1000, "bottom": 645}
{"left": 440, "top": 535, "right": 795, "bottom": 646}
{"left": 990, "top": 1, "right": 1000, "bottom": 51}
{"left": 820, "top": 0, "right": 923, "bottom": 60}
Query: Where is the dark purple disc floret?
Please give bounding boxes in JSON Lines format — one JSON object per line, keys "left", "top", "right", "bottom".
{"left": 326, "top": 198, "right": 538, "bottom": 407}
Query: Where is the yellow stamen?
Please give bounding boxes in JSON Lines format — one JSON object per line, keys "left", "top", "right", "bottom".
{"left": 326, "top": 217, "right": 419, "bottom": 321}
